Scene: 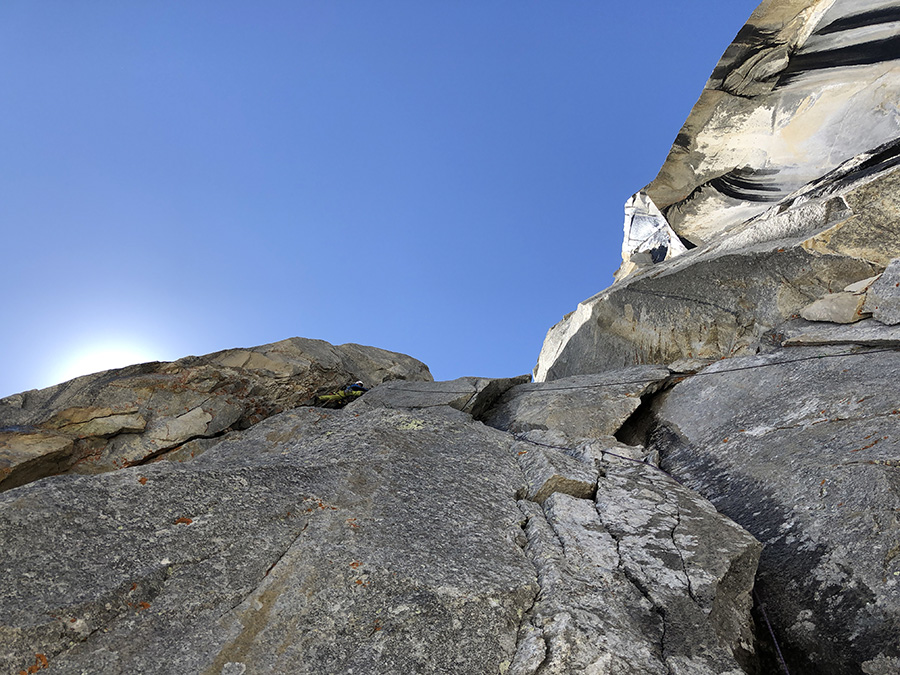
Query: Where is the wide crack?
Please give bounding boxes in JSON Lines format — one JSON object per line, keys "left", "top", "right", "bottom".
{"left": 614, "top": 382, "right": 671, "bottom": 449}
{"left": 508, "top": 507, "right": 546, "bottom": 675}
{"left": 620, "top": 375, "right": 789, "bottom": 675}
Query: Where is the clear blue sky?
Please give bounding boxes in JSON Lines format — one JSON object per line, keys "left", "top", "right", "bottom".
{"left": 1, "top": 1, "right": 760, "bottom": 397}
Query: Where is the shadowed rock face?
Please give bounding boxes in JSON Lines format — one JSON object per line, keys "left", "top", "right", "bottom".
{"left": 650, "top": 348, "right": 900, "bottom": 674}
{"left": 865, "top": 258, "right": 900, "bottom": 324}
{"left": 0, "top": 337, "right": 432, "bottom": 492}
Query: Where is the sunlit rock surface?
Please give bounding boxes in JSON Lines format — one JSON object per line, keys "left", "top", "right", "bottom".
{"left": 643, "top": 0, "right": 900, "bottom": 249}
{"left": 617, "top": 191, "right": 690, "bottom": 280}
{"left": 537, "top": 133, "right": 900, "bottom": 383}
{"left": 0, "top": 366, "right": 762, "bottom": 674}
{"left": 6, "top": 2, "right": 900, "bottom": 673}
{"left": 531, "top": 2, "right": 900, "bottom": 672}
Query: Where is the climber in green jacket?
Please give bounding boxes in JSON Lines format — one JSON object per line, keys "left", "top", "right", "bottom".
{"left": 316, "top": 381, "right": 369, "bottom": 406}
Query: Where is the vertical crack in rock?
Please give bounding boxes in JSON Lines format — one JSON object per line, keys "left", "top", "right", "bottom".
{"left": 601, "top": 499, "right": 671, "bottom": 670}
{"left": 483, "top": 366, "right": 762, "bottom": 672}
{"left": 508, "top": 502, "right": 552, "bottom": 675}
{"left": 204, "top": 521, "right": 315, "bottom": 675}
{"left": 670, "top": 504, "right": 698, "bottom": 604}
{"left": 650, "top": 346, "right": 900, "bottom": 672}
{"left": 596, "top": 453, "right": 763, "bottom": 673}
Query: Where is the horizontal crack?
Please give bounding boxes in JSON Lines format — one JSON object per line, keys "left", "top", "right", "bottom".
{"left": 128, "top": 429, "right": 231, "bottom": 467}
{"left": 835, "top": 459, "right": 900, "bottom": 468}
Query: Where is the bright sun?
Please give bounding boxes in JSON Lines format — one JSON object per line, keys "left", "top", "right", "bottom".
{"left": 52, "top": 342, "right": 163, "bottom": 386}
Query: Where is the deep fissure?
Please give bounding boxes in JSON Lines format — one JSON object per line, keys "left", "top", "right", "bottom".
{"left": 612, "top": 377, "right": 792, "bottom": 675}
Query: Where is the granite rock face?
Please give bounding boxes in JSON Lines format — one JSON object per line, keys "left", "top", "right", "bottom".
{"left": 616, "top": 0, "right": 900, "bottom": 316}
{"left": 647, "top": 347, "right": 900, "bottom": 675}
{"left": 0, "top": 337, "right": 432, "bottom": 492}
{"left": 10, "top": 2, "right": 900, "bottom": 672}
{"left": 864, "top": 258, "right": 900, "bottom": 325}
{"left": 538, "top": 0, "right": 900, "bottom": 380}
{"left": 640, "top": 0, "right": 900, "bottom": 252}
{"left": 0, "top": 406, "right": 535, "bottom": 675}
{"left": 0, "top": 361, "right": 763, "bottom": 674}
{"left": 346, "top": 374, "right": 531, "bottom": 418}
{"left": 477, "top": 366, "right": 761, "bottom": 673}
{"left": 532, "top": 3, "right": 900, "bottom": 672}
{"left": 482, "top": 366, "right": 670, "bottom": 443}
{"left": 536, "top": 156, "right": 900, "bottom": 381}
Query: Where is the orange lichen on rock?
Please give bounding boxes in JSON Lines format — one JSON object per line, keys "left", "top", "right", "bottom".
{"left": 851, "top": 438, "right": 881, "bottom": 453}
{"left": 19, "top": 653, "right": 49, "bottom": 674}
{"left": 302, "top": 497, "right": 338, "bottom": 513}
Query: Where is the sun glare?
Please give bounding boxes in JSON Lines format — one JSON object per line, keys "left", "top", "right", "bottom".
{"left": 51, "top": 343, "right": 163, "bottom": 386}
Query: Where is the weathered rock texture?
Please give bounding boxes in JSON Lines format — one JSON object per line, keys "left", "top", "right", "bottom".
{"left": 9, "top": 2, "right": 900, "bottom": 673}
{"left": 0, "top": 406, "right": 534, "bottom": 674}
{"left": 483, "top": 367, "right": 762, "bottom": 673}
{"left": 483, "top": 366, "right": 670, "bottom": 443}
{"left": 537, "top": 157, "right": 900, "bottom": 381}
{"left": 532, "top": 2, "right": 900, "bottom": 672}
{"left": 864, "top": 257, "right": 900, "bottom": 325}
{"left": 642, "top": 0, "right": 900, "bottom": 251}
{"left": 346, "top": 374, "right": 531, "bottom": 418}
{"left": 0, "top": 337, "right": 432, "bottom": 492}
{"left": 0, "top": 361, "right": 763, "bottom": 674}
{"left": 649, "top": 347, "right": 900, "bottom": 675}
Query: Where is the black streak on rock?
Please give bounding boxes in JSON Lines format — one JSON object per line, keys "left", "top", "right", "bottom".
{"left": 816, "top": 7, "right": 900, "bottom": 36}
{"left": 780, "top": 35, "right": 900, "bottom": 86}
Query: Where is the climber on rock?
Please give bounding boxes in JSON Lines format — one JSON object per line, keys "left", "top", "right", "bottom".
{"left": 316, "top": 381, "right": 369, "bottom": 408}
